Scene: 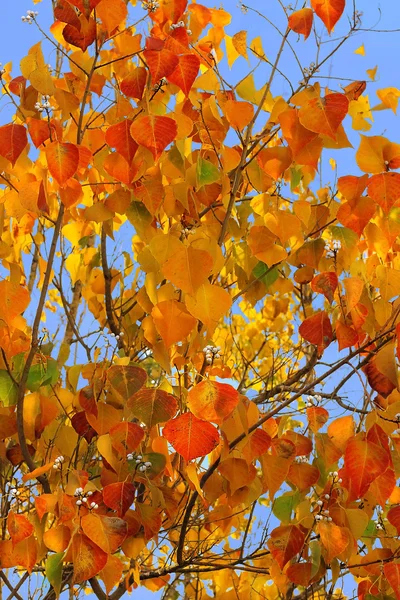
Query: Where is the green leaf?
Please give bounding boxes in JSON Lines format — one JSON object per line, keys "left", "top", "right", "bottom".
{"left": 330, "top": 226, "right": 358, "bottom": 250}
{"left": 196, "top": 157, "right": 220, "bottom": 188}
{"left": 27, "top": 357, "right": 58, "bottom": 392}
{"left": 290, "top": 167, "right": 302, "bottom": 191}
{"left": 46, "top": 552, "right": 64, "bottom": 598}
{"left": 0, "top": 370, "right": 18, "bottom": 406}
{"left": 272, "top": 492, "right": 299, "bottom": 523}
{"left": 252, "top": 262, "right": 279, "bottom": 287}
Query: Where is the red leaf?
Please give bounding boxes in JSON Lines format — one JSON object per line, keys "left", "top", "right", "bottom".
{"left": 163, "top": 412, "right": 219, "bottom": 461}
{"left": 109, "top": 421, "right": 144, "bottom": 456}
{"left": 311, "top": 0, "right": 345, "bottom": 33}
{"left": 71, "top": 533, "right": 108, "bottom": 583}
{"left": 143, "top": 48, "right": 179, "bottom": 83}
{"left": 130, "top": 115, "right": 177, "bottom": 159}
{"left": 120, "top": 67, "right": 147, "bottom": 99}
{"left": 341, "top": 437, "right": 389, "bottom": 501}
{"left": 71, "top": 411, "right": 97, "bottom": 443}
{"left": 0, "top": 124, "right": 28, "bottom": 165}
{"left": 367, "top": 172, "right": 400, "bottom": 213}
{"left": 105, "top": 119, "right": 138, "bottom": 164}
{"left": 384, "top": 563, "right": 400, "bottom": 600}
{"left": 299, "top": 311, "right": 333, "bottom": 351}
{"left": 45, "top": 141, "right": 79, "bottom": 186}
{"left": 63, "top": 17, "right": 96, "bottom": 51}
{"left": 311, "top": 272, "right": 338, "bottom": 304}
{"left": 103, "top": 482, "right": 136, "bottom": 517}
{"left": 267, "top": 525, "right": 305, "bottom": 569}
{"left": 388, "top": 506, "right": 400, "bottom": 534}
{"left": 288, "top": 8, "right": 313, "bottom": 39}
{"left": 167, "top": 54, "right": 200, "bottom": 96}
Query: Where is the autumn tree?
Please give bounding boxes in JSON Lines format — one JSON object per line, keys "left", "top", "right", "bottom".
{"left": 1, "top": 0, "right": 400, "bottom": 598}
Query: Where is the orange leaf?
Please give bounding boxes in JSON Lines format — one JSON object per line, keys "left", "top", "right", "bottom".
{"left": 162, "top": 246, "right": 213, "bottom": 295}
{"left": 168, "top": 54, "right": 200, "bottom": 96}
{"left": 45, "top": 141, "right": 79, "bottom": 186}
{"left": 130, "top": 115, "right": 177, "bottom": 159}
{"left": 128, "top": 388, "right": 178, "bottom": 428}
{"left": 144, "top": 48, "right": 179, "bottom": 83}
{"left": 343, "top": 277, "right": 364, "bottom": 313}
{"left": 163, "top": 0, "right": 188, "bottom": 21}
{"left": 187, "top": 380, "right": 239, "bottom": 425}
{"left": 311, "top": 0, "right": 345, "bottom": 33}
{"left": 286, "top": 562, "right": 312, "bottom": 586}
{"left": 109, "top": 421, "right": 144, "bottom": 456}
{"left": 224, "top": 100, "right": 254, "bottom": 130}
{"left": 152, "top": 299, "right": 197, "bottom": 347}
{"left": 163, "top": 412, "right": 219, "bottom": 461}
{"left": 103, "top": 482, "right": 136, "bottom": 517}
{"left": 327, "top": 415, "right": 354, "bottom": 452}
{"left": 306, "top": 406, "right": 329, "bottom": 433}
{"left": 22, "top": 462, "right": 55, "bottom": 482}
{"left": 299, "top": 311, "right": 333, "bottom": 351}
{"left": 120, "top": 67, "right": 147, "bottom": 99}
{"left": 288, "top": 8, "right": 313, "bottom": 39}
{"left": 311, "top": 272, "right": 338, "bottom": 304}
{"left": 105, "top": 119, "right": 138, "bottom": 164}
{"left": 71, "top": 533, "right": 108, "bottom": 583}
{"left": 299, "top": 93, "right": 348, "bottom": 139}
{"left": 342, "top": 437, "right": 389, "bottom": 501}
{"left": 287, "top": 462, "right": 320, "bottom": 492}
{"left": 267, "top": 525, "right": 305, "bottom": 569}
{"left": 367, "top": 172, "right": 400, "bottom": 213}
{"left": 99, "top": 555, "right": 124, "bottom": 595}
{"left": 107, "top": 365, "right": 147, "bottom": 403}
{"left": 0, "top": 281, "right": 30, "bottom": 325}
{"left": 81, "top": 514, "right": 127, "bottom": 553}
{"left": 384, "top": 564, "right": 400, "bottom": 600}
{"left": 318, "top": 521, "right": 350, "bottom": 563}
{"left": 96, "top": 0, "right": 127, "bottom": 34}
{"left": 388, "top": 506, "right": 400, "bottom": 534}
{"left": 12, "top": 536, "right": 37, "bottom": 574}
{"left": 335, "top": 321, "right": 358, "bottom": 351}
{"left": 7, "top": 512, "right": 34, "bottom": 546}
{"left": 0, "top": 123, "right": 27, "bottom": 165}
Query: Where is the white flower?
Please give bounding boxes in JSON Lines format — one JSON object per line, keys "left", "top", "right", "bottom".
{"left": 324, "top": 494, "right": 330, "bottom": 500}
{"left": 316, "top": 500, "right": 323, "bottom": 506}
{"left": 87, "top": 490, "right": 93, "bottom": 496}
{"left": 76, "top": 500, "right": 82, "bottom": 506}
{"left": 90, "top": 502, "right": 96, "bottom": 508}
{"left": 144, "top": 461, "right": 152, "bottom": 468}
{"left": 82, "top": 497, "right": 88, "bottom": 503}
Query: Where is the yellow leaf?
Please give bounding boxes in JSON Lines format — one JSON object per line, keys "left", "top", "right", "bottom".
{"left": 225, "top": 36, "right": 240, "bottom": 68}
{"left": 232, "top": 30, "right": 248, "bottom": 59}
{"left": 366, "top": 65, "right": 378, "bottom": 81}
{"left": 354, "top": 44, "right": 365, "bottom": 56}
{"left": 20, "top": 42, "right": 55, "bottom": 95}
{"left": 185, "top": 283, "right": 232, "bottom": 332}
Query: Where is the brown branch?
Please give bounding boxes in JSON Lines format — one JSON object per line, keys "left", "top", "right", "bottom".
{"left": 16, "top": 204, "right": 65, "bottom": 493}
{"left": 100, "top": 227, "right": 124, "bottom": 350}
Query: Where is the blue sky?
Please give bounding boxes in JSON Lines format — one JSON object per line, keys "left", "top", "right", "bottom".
{"left": 2, "top": 0, "right": 400, "bottom": 598}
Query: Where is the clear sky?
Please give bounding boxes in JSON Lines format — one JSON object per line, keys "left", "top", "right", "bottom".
{"left": 1, "top": 0, "right": 400, "bottom": 598}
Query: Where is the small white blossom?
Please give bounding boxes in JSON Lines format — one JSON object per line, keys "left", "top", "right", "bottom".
{"left": 142, "top": 0, "right": 159, "bottom": 12}
{"left": 82, "top": 497, "right": 88, "bottom": 503}
{"left": 76, "top": 500, "right": 82, "bottom": 506}
{"left": 144, "top": 461, "right": 152, "bottom": 468}
{"left": 324, "top": 494, "right": 330, "bottom": 500}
